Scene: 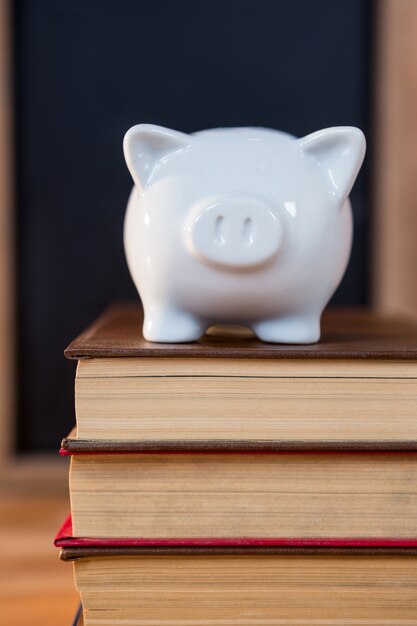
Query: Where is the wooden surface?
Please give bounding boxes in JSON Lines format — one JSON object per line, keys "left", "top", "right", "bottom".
{"left": 65, "top": 303, "right": 417, "bottom": 360}
{"left": 374, "top": 0, "right": 417, "bottom": 319}
{"left": 0, "top": 490, "right": 79, "bottom": 626}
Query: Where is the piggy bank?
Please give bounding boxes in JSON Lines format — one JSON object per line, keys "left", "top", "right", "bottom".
{"left": 123, "top": 124, "right": 365, "bottom": 344}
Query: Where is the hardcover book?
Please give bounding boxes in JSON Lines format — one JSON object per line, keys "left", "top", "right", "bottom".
{"left": 66, "top": 303, "right": 417, "bottom": 446}
{"left": 66, "top": 450, "right": 417, "bottom": 539}
{"left": 56, "top": 519, "right": 417, "bottom": 626}
{"left": 63, "top": 304, "right": 417, "bottom": 540}
{"left": 60, "top": 304, "right": 417, "bottom": 624}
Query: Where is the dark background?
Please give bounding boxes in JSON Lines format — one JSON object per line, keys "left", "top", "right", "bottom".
{"left": 14, "top": 0, "right": 373, "bottom": 452}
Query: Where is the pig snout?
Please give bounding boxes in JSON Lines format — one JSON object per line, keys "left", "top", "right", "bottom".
{"left": 185, "top": 195, "right": 282, "bottom": 270}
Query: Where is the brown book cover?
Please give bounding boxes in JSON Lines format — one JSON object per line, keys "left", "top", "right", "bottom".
{"left": 64, "top": 303, "right": 417, "bottom": 360}
{"left": 60, "top": 544, "right": 417, "bottom": 560}
{"left": 60, "top": 433, "right": 417, "bottom": 453}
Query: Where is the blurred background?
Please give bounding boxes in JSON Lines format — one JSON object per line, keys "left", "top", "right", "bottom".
{"left": 1, "top": 0, "right": 417, "bottom": 624}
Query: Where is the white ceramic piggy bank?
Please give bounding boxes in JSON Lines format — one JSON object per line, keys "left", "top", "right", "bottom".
{"left": 123, "top": 124, "right": 365, "bottom": 344}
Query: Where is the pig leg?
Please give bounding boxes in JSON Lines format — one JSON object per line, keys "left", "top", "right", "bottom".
{"left": 253, "top": 313, "right": 321, "bottom": 344}
{"left": 143, "top": 306, "right": 206, "bottom": 343}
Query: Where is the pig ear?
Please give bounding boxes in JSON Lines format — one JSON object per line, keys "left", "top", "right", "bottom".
{"left": 123, "top": 124, "right": 191, "bottom": 190}
{"left": 299, "top": 127, "right": 366, "bottom": 201}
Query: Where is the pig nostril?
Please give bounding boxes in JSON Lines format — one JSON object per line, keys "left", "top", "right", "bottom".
{"left": 214, "top": 215, "right": 225, "bottom": 244}
{"left": 243, "top": 217, "right": 254, "bottom": 245}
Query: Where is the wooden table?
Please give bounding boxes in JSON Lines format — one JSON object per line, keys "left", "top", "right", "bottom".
{"left": 0, "top": 476, "right": 79, "bottom": 626}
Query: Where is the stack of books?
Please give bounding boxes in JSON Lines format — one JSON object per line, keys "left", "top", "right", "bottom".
{"left": 56, "top": 303, "right": 417, "bottom": 625}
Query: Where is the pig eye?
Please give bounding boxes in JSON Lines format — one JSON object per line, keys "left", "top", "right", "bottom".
{"left": 257, "top": 157, "right": 270, "bottom": 173}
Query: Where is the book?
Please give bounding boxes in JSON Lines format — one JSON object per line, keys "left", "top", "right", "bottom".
{"left": 66, "top": 303, "right": 417, "bottom": 445}
{"left": 55, "top": 513, "right": 417, "bottom": 551}
{"left": 60, "top": 304, "right": 417, "bottom": 623}
{"left": 67, "top": 451, "right": 417, "bottom": 539}
{"left": 56, "top": 526, "right": 417, "bottom": 626}
{"left": 67, "top": 554, "right": 417, "bottom": 625}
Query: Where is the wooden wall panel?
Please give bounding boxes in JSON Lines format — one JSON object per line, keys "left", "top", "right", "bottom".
{"left": 374, "top": 0, "right": 417, "bottom": 317}
{"left": 0, "top": 0, "right": 14, "bottom": 464}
